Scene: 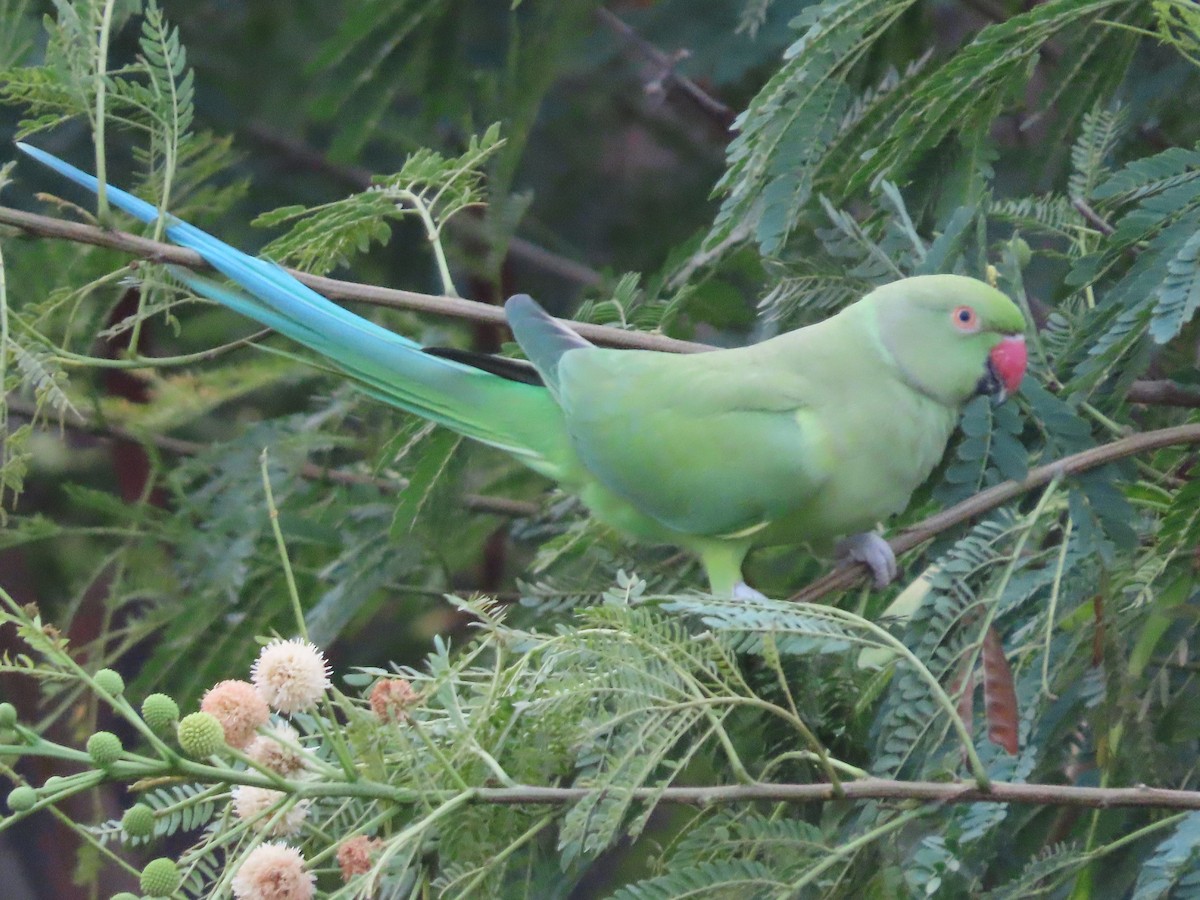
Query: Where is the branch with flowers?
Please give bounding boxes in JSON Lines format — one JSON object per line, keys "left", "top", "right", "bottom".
{"left": 6, "top": 551, "right": 1200, "bottom": 900}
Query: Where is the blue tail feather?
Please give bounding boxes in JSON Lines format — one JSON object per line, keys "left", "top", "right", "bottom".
{"left": 18, "top": 143, "right": 574, "bottom": 477}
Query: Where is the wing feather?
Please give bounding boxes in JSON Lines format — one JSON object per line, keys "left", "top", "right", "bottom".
{"left": 557, "top": 346, "right": 832, "bottom": 536}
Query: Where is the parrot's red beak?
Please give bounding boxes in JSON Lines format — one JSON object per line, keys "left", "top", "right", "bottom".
{"left": 980, "top": 335, "right": 1027, "bottom": 403}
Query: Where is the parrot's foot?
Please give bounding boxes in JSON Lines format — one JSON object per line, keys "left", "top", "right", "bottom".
{"left": 835, "top": 532, "right": 897, "bottom": 588}
{"left": 732, "top": 582, "right": 769, "bottom": 602}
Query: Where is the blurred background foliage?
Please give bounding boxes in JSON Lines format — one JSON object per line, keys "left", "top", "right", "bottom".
{"left": 3, "top": 0, "right": 1200, "bottom": 896}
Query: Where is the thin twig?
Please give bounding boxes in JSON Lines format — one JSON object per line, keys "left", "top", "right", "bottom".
{"left": 594, "top": 7, "right": 737, "bottom": 129}
{"left": 1071, "top": 198, "right": 1117, "bottom": 237}
{"left": 793, "top": 424, "right": 1200, "bottom": 602}
{"left": 2, "top": 397, "right": 539, "bottom": 517}
{"left": 0, "top": 205, "right": 698, "bottom": 353}
{"left": 261, "top": 448, "right": 309, "bottom": 640}
{"left": 469, "top": 778, "right": 1200, "bottom": 810}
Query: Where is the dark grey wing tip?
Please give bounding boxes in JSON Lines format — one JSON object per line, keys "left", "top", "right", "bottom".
{"left": 504, "top": 293, "right": 538, "bottom": 316}
{"left": 505, "top": 294, "right": 592, "bottom": 350}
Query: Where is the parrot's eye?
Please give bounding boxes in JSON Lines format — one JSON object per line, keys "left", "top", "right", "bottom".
{"left": 952, "top": 306, "right": 980, "bottom": 332}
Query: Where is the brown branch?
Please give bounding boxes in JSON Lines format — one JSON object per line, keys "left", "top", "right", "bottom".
{"left": 3, "top": 398, "right": 539, "bottom": 518}
{"left": 11, "top": 203, "right": 1188, "bottom": 411}
{"left": 794, "top": 424, "right": 1200, "bottom": 602}
{"left": 0, "top": 205, "right": 703, "bottom": 354}
{"left": 473, "top": 778, "right": 1200, "bottom": 810}
{"left": 1071, "top": 198, "right": 1117, "bottom": 237}
{"left": 1126, "top": 379, "right": 1200, "bottom": 408}
{"left": 7, "top": 207, "right": 1199, "bottom": 538}
{"left": 594, "top": 7, "right": 737, "bottom": 129}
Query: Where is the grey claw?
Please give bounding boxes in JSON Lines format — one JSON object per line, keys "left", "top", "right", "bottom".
{"left": 835, "top": 532, "right": 897, "bottom": 588}
{"left": 732, "top": 581, "right": 769, "bottom": 601}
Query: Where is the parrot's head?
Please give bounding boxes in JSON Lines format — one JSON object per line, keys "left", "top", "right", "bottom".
{"left": 867, "top": 275, "right": 1028, "bottom": 408}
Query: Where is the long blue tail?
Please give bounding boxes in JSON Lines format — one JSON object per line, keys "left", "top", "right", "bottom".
{"left": 18, "top": 143, "right": 573, "bottom": 478}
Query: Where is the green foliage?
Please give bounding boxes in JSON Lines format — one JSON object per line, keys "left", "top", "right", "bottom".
{"left": 1131, "top": 812, "right": 1200, "bottom": 900}
{"left": 255, "top": 124, "right": 504, "bottom": 275}
{"left": 1152, "top": 0, "right": 1200, "bottom": 69}
{"left": 711, "top": 0, "right": 919, "bottom": 255}
{"left": 3, "top": 0, "right": 1200, "bottom": 896}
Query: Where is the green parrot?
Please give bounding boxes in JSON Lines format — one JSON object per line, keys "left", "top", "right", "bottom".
{"left": 18, "top": 143, "right": 1028, "bottom": 598}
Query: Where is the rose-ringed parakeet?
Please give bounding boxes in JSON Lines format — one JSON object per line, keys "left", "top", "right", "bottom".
{"left": 18, "top": 143, "right": 1028, "bottom": 597}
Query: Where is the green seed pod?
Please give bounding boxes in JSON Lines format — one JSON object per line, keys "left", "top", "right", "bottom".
{"left": 0, "top": 702, "right": 17, "bottom": 728}
{"left": 93, "top": 668, "right": 125, "bottom": 696}
{"left": 6, "top": 785, "right": 37, "bottom": 812}
{"left": 1013, "top": 236, "right": 1032, "bottom": 269}
{"left": 141, "top": 693, "right": 180, "bottom": 731}
{"left": 121, "top": 803, "right": 156, "bottom": 838}
{"left": 176, "top": 712, "right": 225, "bottom": 758}
{"left": 87, "top": 731, "right": 123, "bottom": 768}
{"left": 140, "top": 857, "right": 181, "bottom": 897}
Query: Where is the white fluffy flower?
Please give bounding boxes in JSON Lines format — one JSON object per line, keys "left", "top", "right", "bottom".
{"left": 245, "top": 723, "right": 308, "bottom": 777}
{"left": 231, "top": 786, "right": 310, "bottom": 837}
{"left": 251, "top": 639, "right": 331, "bottom": 715}
{"left": 232, "top": 841, "right": 315, "bottom": 900}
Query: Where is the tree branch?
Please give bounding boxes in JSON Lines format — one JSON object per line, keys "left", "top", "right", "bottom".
{"left": 594, "top": 7, "right": 736, "bottom": 129}
{"left": 1071, "top": 197, "right": 1117, "bottom": 237}
{"left": 3, "top": 398, "right": 539, "bottom": 518}
{"left": 1126, "top": 379, "right": 1200, "bottom": 408}
{"left": 474, "top": 777, "right": 1200, "bottom": 810}
{"left": 0, "top": 205, "right": 701, "bottom": 354}
{"left": 794, "top": 424, "right": 1200, "bottom": 602}
{"left": 12, "top": 203, "right": 1197, "bottom": 414}
{"left": 7, "top": 204, "right": 1199, "bottom": 538}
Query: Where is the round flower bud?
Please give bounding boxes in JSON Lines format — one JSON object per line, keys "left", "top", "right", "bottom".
{"left": 121, "top": 803, "right": 156, "bottom": 838}
{"left": 0, "top": 702, "right": 17, "bottom": 728}
{"left": 87, "top": 731, "right": 123, "bottom": 768}
{"left": 93, "top": 668, "right": 125, "bottom": 696}
{"left": 141, "top": 693, "right": 180, "bottom": 731}
{"left": 140, "top": 857, "right": 181, "bottom": 897}
{"left": 338, "top": 835, "right": 382, "bottom": 881}
{"left": 6, "top": 785, "right": 37, "bottom": 812}
{"left": 177, "top": 712, "right": 225, "bottom": 758}
{"left": 110, "top": 893, "right": 140, "bottom": 900}
{"left": 201, "top": 680, "right": 269, "bottom": 749}
{"left": 1013, "top": 236, "right": 1033, "bottom": 269}
{"left": 369, "top": 678, "right": 419, "bottom": 723}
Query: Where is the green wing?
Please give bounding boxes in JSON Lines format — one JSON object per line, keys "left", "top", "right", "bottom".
{"left": 557, "top": 346, "right": 833, "bottom": 537}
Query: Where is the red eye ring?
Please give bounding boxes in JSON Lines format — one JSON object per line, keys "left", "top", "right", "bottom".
{"left": 952, "top": 305, "right": 979, "bottom": 332}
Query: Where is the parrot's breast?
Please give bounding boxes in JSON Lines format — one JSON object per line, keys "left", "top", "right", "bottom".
{"left": 754, "top": 381, "right": 957, "bottom": 549}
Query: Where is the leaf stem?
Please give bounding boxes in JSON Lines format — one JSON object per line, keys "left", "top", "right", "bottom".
{"left": 259, "top": 448, "right": 307, "bottom": 641}
{"left": 397, "top": 189, "right": 459, "bottom": 298}
{"left": 92, "top": 0, "right": 118, "bottom": 219}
